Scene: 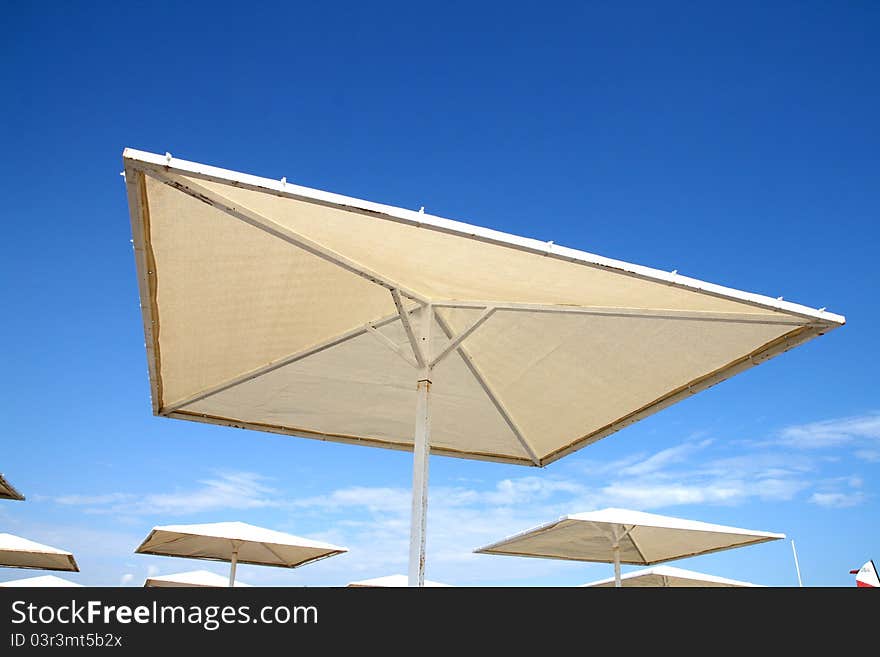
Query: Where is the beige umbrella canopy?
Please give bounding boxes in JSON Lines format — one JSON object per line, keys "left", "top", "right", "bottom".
{"left": 0, "top": 575, "right": 83, "bottom": 587}
{"left": 475, "top": 508, "right": 784, "bottom": 587}
{"left": 0, "top": 533, "right": 79, "bottom": 572}
{"left": 122, "top": 149, "right": 843, "bottom": 585}
{"left": 0, "top": 474, "right": 24, "bottom": 501}
{"left": 144, "top": 569, "right": 252, "bottom": 588}
{"left": 135, "top": 521, "right": 347, "bottom": 587}
{"left": 580, "top": 565, "right": 762, "bottom": 588}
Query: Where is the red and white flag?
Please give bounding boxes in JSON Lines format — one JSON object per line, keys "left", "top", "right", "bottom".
{"left": 850, "top": 560, "right": 879, "bottom": 587}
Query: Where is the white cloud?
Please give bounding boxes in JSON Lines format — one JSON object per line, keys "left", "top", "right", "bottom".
{"left": 119, "top": 573, "right": 134, "bottom": 586}
{"left": 809, "top": 492, "right": 866, "bottom": 508}
{"left": 778, "top": 413, "right": 880, "bottom": 449}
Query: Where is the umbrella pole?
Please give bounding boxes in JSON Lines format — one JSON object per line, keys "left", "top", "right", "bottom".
{"left": 613, "top": 544, "right": 621, "bottom": 588}
{"left": 408, "top": 377, "right": 431, "bottom": 587}
{"left": 229, "top": 546, "right": 239, "bottom": 587}
{"left": 408, "top": 305, "right": 433, "bottom": 588}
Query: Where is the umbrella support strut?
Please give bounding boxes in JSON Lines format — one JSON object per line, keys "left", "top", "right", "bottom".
{"left": 610, "top": 524, "right": 635, "bottom": 588}
{"left": 229, "top": 545, "right": 239, "bottom": 587}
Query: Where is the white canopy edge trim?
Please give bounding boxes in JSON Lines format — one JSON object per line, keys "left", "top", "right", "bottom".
{"left": 122, "top": 149, "right": 845, "bottom": 326}
{"left": 123, "top": 166, "right": 162, "bottom": 415}
{"left": 165, "top": 409, "right": 536, "bottom": 466}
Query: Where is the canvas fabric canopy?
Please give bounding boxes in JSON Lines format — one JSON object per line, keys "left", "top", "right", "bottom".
{"left": 474, "top": 508, "right": 784, "bottom": 565}
{"left": 346, "top": 574, "right": 450, "bottom": 587}
{"left": 0, "top": 575, "right": 82, "bottom": 587}
{"left": 144, "top": 570, "right": 253, "bottom": 587}
{"left": 581, "top": 565, "right": 762, "bottom": 588}
{"left": 0, "top": 533, "right": 79, "bottom": 572}
{"left": 122, "top": 149, "right": 844, "bottom": 468}
{"left": 134, "top": 521, "right": 347, "bottom": 569}
{"left": 0, "top": 474, "right": 24, "bottom": 501}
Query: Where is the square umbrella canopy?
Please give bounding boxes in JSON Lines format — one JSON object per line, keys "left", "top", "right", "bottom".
{"left": 346, "top": 574, "right": 450, "bottom": 587}
{"left": 0, "top": 575, "right": 83, "bottom": 587}
{"left": 122, "top": 149, "right": 844, "bottom": 585}
{"left": 474, "top": 508, "right": 784, "bottom": 587}
{"left": 580, "top": 565, "right": 762, "bottom": 588}
{"left": 0, "top": 473, "right": 24, "bottom": 501}
{"left": 144, "top": 569, "right": 253, "bottom": 588}
{"left": 134, "top": 521, "right": 347, "bottom": 587}
{"left": 0, "top": 533, "right": 79, "bottom": 572}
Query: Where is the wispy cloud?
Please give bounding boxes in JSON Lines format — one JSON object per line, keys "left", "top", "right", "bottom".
{"left": 777, "top": 413, "right": 880, "bottom": 450}
{"left": 619, "top": 439, "right": 713, "bottom": 476}
{"left": 809, "top": 492, "right": 866, "bottom": 508}
{"left": 53, "top": 472, "right": 279, "bottom": 517}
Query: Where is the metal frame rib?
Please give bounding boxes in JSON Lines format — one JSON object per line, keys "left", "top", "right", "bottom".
{"left": 434, "top": 313, "right": 541, "bottom": 466}
{"left": 162, "top": 312, "right": 402, "bottom": 413}
{"left": 144, "top": 168, "right": 430, "bottom": 305}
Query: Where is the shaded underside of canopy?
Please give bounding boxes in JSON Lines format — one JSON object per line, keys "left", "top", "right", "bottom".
{"left": 474, "top": 508, "right": 784, "bottom": 565}
{"left": 581, "top": 565, "right": 762, "bottom": 587}
{"left": 144, "top": 570, "right": 252, "bottom": 587}
{"left": 123, "top": 149, "right": 845, "bottom": 467}
{"left": 0, "top": 533, "right": 79, "bottom": 572}
{"left": 134, "top": 521, "right": 347, "bottom": 569}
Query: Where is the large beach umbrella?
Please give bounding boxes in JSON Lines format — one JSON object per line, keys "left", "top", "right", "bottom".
{"left": 0, "top": 473, "right": 24, "bottom": 501}
{"left": 0, "top": 533, "right": 79, "bottom": 572}
{"left": 0, "top": 575, "right": 82, "bottom": 587}
{"left": 347, "top": 574, "right": 450, "bottom": 587}
{"left": 474, "top": 508, "right": 783, "bottom": 587}
{"left": 144, "top": 569, "right": 252, "bottom": 588}
{"left": 580, "top": 565, "right": 762, "bottom": 588}
{"left": 134, "top": 521, "right": 347, "bottom": 587}
{"left": 121, "top": 149, "right": 844, "bottom": 585}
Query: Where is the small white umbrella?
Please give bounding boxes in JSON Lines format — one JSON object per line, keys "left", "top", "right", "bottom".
{"left": 0, "top": 533, "right": 79, "bottom": 572}
{"left": 475, "top": 508, "right": 783, "bottom": 588}
{"left": 0, "top": 575, "right": 83, "bottom": 587}
{"left": 135, "top": 521, "right": 347, "bottom": 587}
{"left": 346, "top": 574, "right": 450, "bottom": 587}
{"left": 580, "top": 565, "right": 762, "bottom": 588}
{"left": 144, "top": 569, "right": 253, "bottom": 588}
{"left": 0, "top": 473, "right": 24, "bottom": 501}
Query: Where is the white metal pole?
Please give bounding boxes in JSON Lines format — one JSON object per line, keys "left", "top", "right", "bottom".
{"left": 229, "top": 546, "right": 239, "bottom": 588}
{"left": 791, "top": 539, "right": 803, "bottom": 587}
{"left": 408, "top": 306, "right": 433, "bottom": 587}
{"left": 613, "top": 544, "right": 622, "bottom": 588}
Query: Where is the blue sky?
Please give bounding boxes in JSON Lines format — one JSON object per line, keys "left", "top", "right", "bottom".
{"left": 1, "top": 1, "right": 877, "bottom": 587}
